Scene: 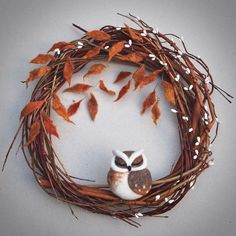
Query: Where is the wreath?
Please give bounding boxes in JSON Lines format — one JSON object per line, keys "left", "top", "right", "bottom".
{"left": 4, "top": 14, "right": 232, "bottom": 227}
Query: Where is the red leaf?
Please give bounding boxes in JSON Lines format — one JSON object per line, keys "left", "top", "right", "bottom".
{"left": 86, "top": 30, "right": 111, "bottom": 41}
{"left": 114, "top": 80, "right": 131, "bottom": 102}
{"left": 52, "top": 94, "right": 73, "bottom": 123}
{"left": 25, "top": 120, "right": 41, "bottom": 146}
{"left": 132, "top": 64, "right": 145, "bottom": 89}
{"left": 162, "top": 80, "right": 176, "bottom": 106}
{"left": 63, "top": 57, "right": 75, "bottom": 85}
{"left": 63, "top": 83, "right": 92, "bottom": 93}
{"left": 82, "top": 44, "right": 104, "bottom": 59}
{"left": 67, "top": 100, "right": 83, "bottom": 117}
{"left": 83, "top": 63, "right": 106, "bottom": 78}
{"left": 30, "top": 54, "right": 55, "bottom": 64}
{"left": 99, "top": 80, "right": 115, "bottom": 96}
{"left": 151, "top": 102, "right": 161, "bottom": 125}
{"left": 114, "top": 71, "right": 131, "bottom": 83}
{"left": 108, "top": 41, "right": 125, "bottom": 61}
{"left": 48, "top": 41, "right": 74, "bottom": 52}
{"left": 87, "top": 93, "right": 98, "bottom": 121}
{"left": 41, "top": 112, "right": 59, "bottom": 138}
{"left": 20, "top": 100, "right": 45, "bottom": 119}
{"left": 116, "top": 52, "right": 145, "bottom": 63}
{"left": 139, "top": 69, "right": 162, "bottom": 88}
{"left": 141, "top": 90, "right": 157, "bottom": 114}
{"left": 125, "top": 24, "right": 143, "bottom": 41}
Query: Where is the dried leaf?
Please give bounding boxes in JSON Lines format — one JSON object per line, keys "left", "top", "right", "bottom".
{"left": 48, "top": 41, "right": 74, "bottom": 52}
{"left": 99, "top": 80, "right": 115, "bottom": 96}
{"left": 20, "top": 100, "right": 45, "bottom": 119}
{"left": 63, "top": 57, "right": 75, "bottom": 85}
{"left": 139, "top": 69, "right": 162, "bottom": 88}
{"left": 114, "top": 71, "right": 131, "bottom": 83}
{"left": 83, "top": 63, "right": 106, "bottom": 78}
{"left": 63, "top": 83, "right": 92, "bottom": 93}
{"left": 125, "top": 24, "right": 142, "bottom": 41}
{"left": 132, "top": 64, "right": 145, "bottom": 89}
{"left": 25, "top": 120, "right": 40, "bottom": 146}
{"left": 151, "top": 102, "right": 161, "bottom": 125}
{"left": 86, "top": 30, "right": 111, "bottom": 41}
{"left": 52, "top": 94, "right": 73, "bottom": 123}
{"left": 141, "top": 90, "right": 157, "bottom": 114}
{"left": 108, "top": 41, "right": 125, "bottom": 61}
{"left": 41, "top": 112, "right": 59, "bottom": 138}
{"left": 25, "top": 66, "right": 50, "bottom": 87}
{"left": 30, "top": 54, "right": 55, "bottom": 64}
{"left": 162, "top": 80, "right": 176, "bottom": 106}
{"left": 116, "top": 52, "right": 145, "bottom": 63}
{"left": 67, "top": 99, "right": 83, "bottom": 117}
{"left": 87, "top": 93, "right": 98, "bottom": 121}
{"left": 114, "top": 80, "right": 131, "bottom": 102}
{"left": 82, "top": 44, "right": 104, "bottom": 59}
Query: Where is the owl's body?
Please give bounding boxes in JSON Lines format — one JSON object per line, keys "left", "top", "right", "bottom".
{"left": 107, "top": 150, "right": 152, "bottom": 200}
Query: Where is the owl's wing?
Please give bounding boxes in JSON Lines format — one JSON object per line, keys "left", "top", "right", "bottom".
{"left": 128, "top": 169, "right": 152, "bottom": 195}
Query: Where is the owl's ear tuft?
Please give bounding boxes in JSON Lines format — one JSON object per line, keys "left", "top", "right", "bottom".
{"left": 112, "top": 149, "right": 123, "bottom": 157}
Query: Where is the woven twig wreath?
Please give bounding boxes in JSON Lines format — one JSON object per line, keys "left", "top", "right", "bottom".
{"left": 4, "top": 14, "right": 232, "bottom": 227}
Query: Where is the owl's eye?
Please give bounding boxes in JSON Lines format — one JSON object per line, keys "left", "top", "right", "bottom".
{"left": 115, "top": 156, "right": 127, "bottom": 168}
{"left": 132, "top": 155, "right": 143, "bottom": 167}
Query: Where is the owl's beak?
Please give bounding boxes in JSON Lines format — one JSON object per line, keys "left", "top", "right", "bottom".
{"left": 127, "top": 165, "right": 132, "bottom": 171}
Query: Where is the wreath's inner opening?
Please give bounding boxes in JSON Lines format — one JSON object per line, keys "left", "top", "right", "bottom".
{"left": 51, "top": 62, "right": 180, "bottom": 184}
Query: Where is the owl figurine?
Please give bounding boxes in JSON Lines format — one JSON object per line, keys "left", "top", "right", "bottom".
{"left": 107, "top": 149, "right": 152, "bottom": 200}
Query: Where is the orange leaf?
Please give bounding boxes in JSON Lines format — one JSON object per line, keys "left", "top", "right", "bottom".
{"left": 108, "top": 41, "right": 125, "bottom": 61}
{"left": 86, "top": 30, "right": 111, "bottom": 41}
{"left": 48, "top": 41, "right": 74, "bottom": 52}
{"left": 25, "top": 66, "right": 50, "bottom": 87}
{"left": 83, "top": 63, "right": 106, "bottom": 78}
{"left": 162, "top": 80, "right": 176, "bottom": 106}
{"left": 52, "top": 94, "right": 73, "bottom": 123}
{"left": 87, "top": 93, "right": 98, "bottom": 121}
{"left": 151, "top": 102, "right": 161, "bottom": 125}
{"left": 141, "top": 90, "right": 157, "bottom": 114}
{"left": 132, "top": 64, "right": 145, "bottom": 89}
{"left": 82, "top": 44, "right": 104, "bottom": 59}
{"left": 63, "top": 83, "right": 92, "bottom": 93}
{"left": 116, "top": 52, "right": 145, "bottom": 63}
{"left": 41, "top": 112, "right": 59, "bottom": 138}
{"left": 125, "top": 24, "right": 143, "bottom": 41}
{"left": 99, "top": 80, "right": 115, "bottom": 96}
{"left": 20, "top": 100, "right": 45, "bottom": 119}
{"left": 63, "top": 57, "right": 74, "bottom": 85}
{"left": 67, "top": 99, "right": 83, "bottom": 117}
{"left": 139, "top": 69, "right": 162, "bottom": 89}
{"left": 30, "top": 54, "right": 55, "bottom": 64}
{"left": 114, "top": 71, "right": 131, "bottom": 83}
{"left": 25, "top": 120, "right": 40, "bottom": 146}
{"left": 114, "top": 80, "right": 131, "bottom": 102}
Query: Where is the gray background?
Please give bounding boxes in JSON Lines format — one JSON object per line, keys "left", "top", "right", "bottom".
{"left": 0, "top": 0, "right": 235, "bottom": 235}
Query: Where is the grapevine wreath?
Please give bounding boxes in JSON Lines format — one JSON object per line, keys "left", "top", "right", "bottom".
{"left": 4, "top": 14, "right": 232, "bottom": 227}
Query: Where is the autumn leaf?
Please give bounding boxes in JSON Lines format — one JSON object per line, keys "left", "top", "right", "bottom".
{"left": 99, "top": 80, "right": 115, "bottom": 96}
{"left": 162, "top": 80, "right": 176, "bottom": 106}
{"left": 25, "top": 66, "right": 50, "bottom": 87}
{"left": 48, "top": 41, "right": 74, "bottom": 52}
{"left": 108, "top": 41, "right": 125, "bottom": 61}
{"left": 132, "top": 64, "right": 145, "bottom": 89}
{"left": 87, "top": 93, "right": 98, "bottom": 121}
{"left": 114, "top": 71, "right": 131, "bottom": 83}
{"left": 63, "top": 83, "right": 92, "bottom": 93}
{"left": 86, "top": 30, "right": 111, "bottom": 41}
{"left": 20, "top": 100, "right": 45, "bottom": 119}
{"left": 52, "top": 94, "right": 73, "bottom": 123}
{"left": 139, "top": 69, "right": 162, "bottom": 89}
{"left": 63, "top": 57, "right": 74, "bottom": 85}
{"left": 116, "top": 52, "right": 145, "bottom": 63}
{"left": 24, "top": 120, "right": 40, "bottom": 146}
{"left": 141, "top": 90, "right": 157, "bottom": 114}
{"left": 67, "top": 99, "right": 83, "bottom": 117}
{"left": 30, "top": 54, "right": 55, "bottom": 64}
{"left": 125, "top": 24, "right": 142, "bottom": 42}
{"left": 83, "top": 63, "right": 106, "bottom": 78}
{"left": 114, "top": 80, "right": 131, "bottom": 102}
{"left": 41, "top": 112, "right": 59, "bottom": 138}
{"left": 82, "top": 44, "right": 104, "bottom": 59}
{"left": 151, "top": 102, "right": 161, "bottom": 125}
